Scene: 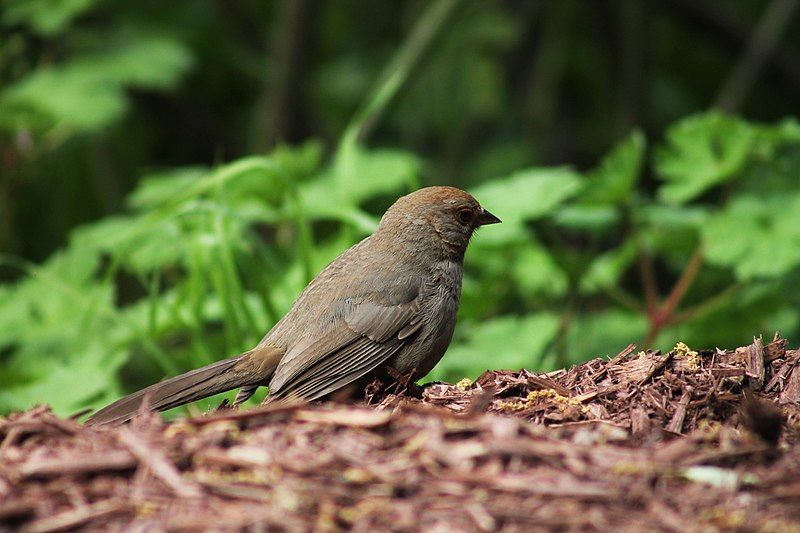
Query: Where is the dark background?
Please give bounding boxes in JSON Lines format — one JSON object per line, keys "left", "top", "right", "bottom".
{"left": 5, "top": 1, "right": 799, "bottom": 262}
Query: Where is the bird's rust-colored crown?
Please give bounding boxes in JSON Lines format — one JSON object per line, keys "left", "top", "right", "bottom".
{"left": 400, "top": 186, "right": 477, "bottom": 206}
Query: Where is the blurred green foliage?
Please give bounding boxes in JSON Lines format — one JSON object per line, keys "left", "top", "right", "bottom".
{"left": 2, "top": 1, "right": 800, "bottom": 415}
{"left": 3, "top": 111, "right": 799, "bottom": 415}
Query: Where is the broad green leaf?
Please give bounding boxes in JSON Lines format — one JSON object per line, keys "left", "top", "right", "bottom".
{"left": 427, "top": 313, "right": 560, "bottom": 382}
{"left": 128, "top": 168, "right": 208, "bottom": 210}
{"left": 95, "top": 36, "right": 194, "bottom": 89}
{"left": 581, "top": 130, "right": 645, "bottom": 205}
{"left": 756, "top": 117, "right": 800, "bottom": 147}
{"left": 638, "top": 204, "right": 708, "bottom": 257}
{"left": 1, "top": 68, "right": 127, "bottom": 131}
{"left": 580, "top": 240, "right": 638, "bottom": 294}
{"left": 71, "top": 216, "right": 187, "bottom": 274}
{"left": 703, "top": 194, "right": 800, "bottom": 279}
{"left": 567, "top": 310, "right": 648, "bottom": 362}
{"left": 330, "top": 146, "right": 420, "bottom": 204}
{"left": 0, "top": 246, "right": 104, "bottom": 348}
{"left": 0, "top": 36, "right": 192, "bottom": 135}
{"left": 303, "top": 147, "right": 418, "bottom": 229}
{"left": 553, "top": 205, "right": 620, "bottom": 231}
{"left": 512, "top": 244, "right": 569, "bottom": 299}
{"left": 3, "top": 0, "right": 96, "bottom": 35}
{"left": 638, "top": 204, "right": 709, "bottom": 230}
{"left": 0, "top": 343, "right": 127, "bottom": 414}
{"left": 470, "top": 167, "right": 584, "bottom": 244}
{"left": 655, "top": 112, "right": 755, "bottom": 204}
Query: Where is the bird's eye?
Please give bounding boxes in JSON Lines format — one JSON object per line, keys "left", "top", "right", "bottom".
{"left": 457, "top": 208, "right": 473, "bottom": 225}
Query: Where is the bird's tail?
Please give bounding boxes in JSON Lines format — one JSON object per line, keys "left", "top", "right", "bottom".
{"left": 86, "top": 350, "right": 268, "bottom": 426}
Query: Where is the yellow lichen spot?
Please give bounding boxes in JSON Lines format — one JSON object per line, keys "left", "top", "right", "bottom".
{"left": 526, "top": 389, "right": 583, "bottom": 406}
{"left": 498, "top": 389, "right": 586, "bottom": 413}
{"left": 697, "top": 419, "right": 723, "bottom": 439}
{"left": 701, "top": 508, "right": 746, "bottom": 529}
{"left": 673, "top": 341, "right": 700, "bottom": 371}
{"left": 136, "top": 502, "right": 159, "bottom": 517}
{"left": 342, "top": 467, "right": 374, "bottom": 484}
{"left": 611, "top": 461, "right": 648, "bottom": 475}
{"left": 456, "top": 378, "right": 473, "bottom": 392}
{"left": 403, "top": 432, "right": 429, "bottom": 452}
{"left": 164, "top": 421, "right": 195, "bottom": 438}
{"left": 498, "top": 400, "right": 527, "bottom": 411}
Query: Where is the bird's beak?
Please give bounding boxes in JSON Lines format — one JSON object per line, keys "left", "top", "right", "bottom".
{"left": 477, "top": 208, "right": 501, "bottom": 226}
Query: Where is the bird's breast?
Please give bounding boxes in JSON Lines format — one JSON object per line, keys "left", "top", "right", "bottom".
{"left": 389, "top": 259, "right": 463, "bottom": 377}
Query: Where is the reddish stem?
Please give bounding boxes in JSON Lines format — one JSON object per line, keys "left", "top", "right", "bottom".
{"left": 638, "top": 252, "right": 658, "bottom": 315}
{"left": 642, "top": 247, "right": 704, "bottom": 347}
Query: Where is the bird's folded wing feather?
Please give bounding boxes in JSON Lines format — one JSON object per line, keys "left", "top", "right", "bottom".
{"left": 267, "top": 296, "right": 422, "bottom": 400}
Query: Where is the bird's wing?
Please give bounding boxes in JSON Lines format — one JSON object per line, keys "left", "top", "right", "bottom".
{"left": 267, "top": 296, "right": 423, "bottom": 401}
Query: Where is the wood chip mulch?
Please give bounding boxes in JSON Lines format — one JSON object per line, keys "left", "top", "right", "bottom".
{"left": 2, "top": 335, "right": 800, "bottom": 531}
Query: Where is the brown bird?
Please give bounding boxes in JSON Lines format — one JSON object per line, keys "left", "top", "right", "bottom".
{"left": 87, "top": 186, "right": 500, "bottom": 425}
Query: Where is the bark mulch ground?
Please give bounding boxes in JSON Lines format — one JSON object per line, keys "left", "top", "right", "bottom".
{"left": 1, "top": 335, "right": 799, "bottom": 531}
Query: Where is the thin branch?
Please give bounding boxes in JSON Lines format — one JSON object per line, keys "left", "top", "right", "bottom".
{"left": 603, "top": 285, "right": 645, "bottom": 314}
{"left": 642, "top": 247, "right": 704, "bottom": 347}
{"left": 338, "top": 0, "right": 460, "bottom": 151}
{"left": 638, "top": 251, "right": 658, "bottom": 315}
{"left": 672, "top": 283, "right": 742, "bottom": 324}
{"left": 614, "top": 0, "right": 646, "bottom": 136}
{"left": 252, "top": 0, "right": 311, "bottom": 151}
{"left": 660, "top": 247, "right": 703, "bottom": 323}
{"left": 715, "top": 0, "right": 800, "bottom": 112}
{"left": 670, "top": 0, "right": 800, "bottom": 89}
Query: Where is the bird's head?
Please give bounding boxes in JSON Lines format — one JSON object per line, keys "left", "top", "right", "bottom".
{"left": 378, "top": 186, "right": 500, "bottom": 257}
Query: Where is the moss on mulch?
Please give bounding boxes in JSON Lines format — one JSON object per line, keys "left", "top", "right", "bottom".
{"left": 2, "top": 336, "right": 799, "bottom": 531}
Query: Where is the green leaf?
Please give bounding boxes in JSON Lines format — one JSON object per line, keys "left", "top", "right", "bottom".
{"left": 128, "top": 168, "right": 208, "bottom": 210}
{"left": 580, "top": 240, "right": 638, "bottom": 294}
{"left": 703, "top": 194, "right": 800, "bottom": 280}
{"left": 638, "top": 204, "right": 708, "bottom": 257}
{"left": 655, "top": 112, "right": 756, "bottom": 204}
{"left": 0, "top": 36, "right": 193, "bottom": 135}
{"left": 567, "top": 310, "right": 648, "bottom": 363}
{"left": 553, "top": 205, "right": 620, "bottom": 231}
{"left": 95, "top": 36, "right": 194, "bottom": 89}
{"left": 331, "top": 146, "right": 420, "bottom": 204}
{"left": 470, "top": 167, "right": 584, "bottom": 244}
{"left": 3, "top": 0, "right": 96, "bottom": 36}
{"left": 299, "top": 147, "right": 419, "bottom": 231}
{"left": 1, "top": 67, "right": 127, "bottom": 132}
{"left": 581, "top": 130, "right": 645, "bottom": 205}
{"left": 638, "top": 204, "right": 709, "bottom": 230}
{"left": 512, "top": 244, "right": 569, "bottom": 299}
{"left": 427, "top": 313, "right": 560, "bottom": 382}
{"left": 0, "top": 343, "right": 127, "bottom": 414}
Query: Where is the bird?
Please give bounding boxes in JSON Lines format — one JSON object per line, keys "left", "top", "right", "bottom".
{"left": 86, "top": 186, "right": 500, "bottom": 425}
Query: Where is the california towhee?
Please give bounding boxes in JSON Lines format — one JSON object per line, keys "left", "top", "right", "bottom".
{"left": 88, "top": 186, "right": 499, "bottom": 425}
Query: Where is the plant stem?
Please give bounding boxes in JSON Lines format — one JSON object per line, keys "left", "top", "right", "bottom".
{"left": 660, "top": 247, "right": 704, "bottom": 322}
{"left": 673, "top": 284, "right": 742, "bottom": 324}
{"left": 643, "top": 247, "right": 704, "bottom": 347}
{"left": 604, "top": 285, "right": 645, "bottom": 314}
{"left": 338, "top": 0, "right": 460, "bottom": 153}
{"left": 638, "top": 250, "right": 658, "bottom": 315}
{"left": 715, "top": 0, "right": 800, "bottom": 112}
